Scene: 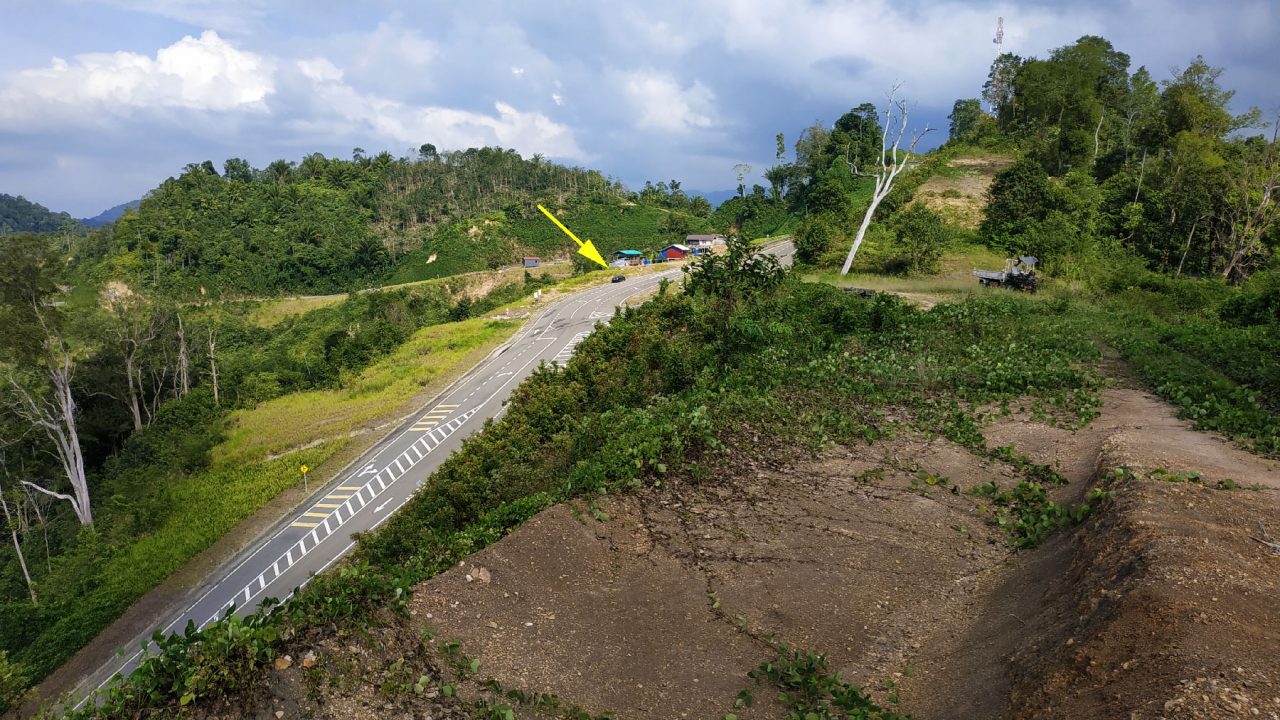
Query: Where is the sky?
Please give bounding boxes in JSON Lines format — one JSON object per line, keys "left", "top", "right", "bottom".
{"left": 0, "top": 0, "right": 1276, "bottom": 217}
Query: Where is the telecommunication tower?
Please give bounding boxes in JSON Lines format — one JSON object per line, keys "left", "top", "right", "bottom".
{"left": 989, "top": 17, "right": 1006, "bottom": 113}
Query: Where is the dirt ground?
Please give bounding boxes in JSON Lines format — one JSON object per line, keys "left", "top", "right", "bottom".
{"left": 912, "top": 156, "right": 1013, "bottom": 229}
{"left": 223, "top": 375, "right": 1280, "bottom": 720}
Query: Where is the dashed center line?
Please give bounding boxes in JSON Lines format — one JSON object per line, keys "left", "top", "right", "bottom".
{"left": 78, "top": 273, "right": 696, "bottom": 708}
{"left": 243, "top": 409, "right": 478, "bottom": 624}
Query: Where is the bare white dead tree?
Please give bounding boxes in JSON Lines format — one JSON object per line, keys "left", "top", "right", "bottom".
{"left": 144, "top": 361, "right": 170, "bottom": 425}
{"left": 839, "top": 86, "right": 933, "bottom": 276}
{"left": 105, "top": 289, "right": 163, "bottom": 431}
{"left": 0, "top": 451, "right": 37, "bottom": 605}
{"left": 733, "top": 163, "right": 753, "bottom": 199}
{"left": 207, "top": 327, "right": 220, "bottom": 406}
{"left": 175, "top": 313, "right": 190, "bottom": 398}
{"left": 5, "top": 312, "right": 93, "bottom": 526}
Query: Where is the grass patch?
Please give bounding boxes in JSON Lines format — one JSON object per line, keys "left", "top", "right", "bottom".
{"left": 216, "top": 315, "right": 522, "bottom": 465}
{"left": 807, "top": 242, "right": 1280, "bottom": 456}
{"left": 243, "top": 294, "right": 347, "bottom": 327}
{"left": 972, "top": 479, "right": 1113, "bottom": 548}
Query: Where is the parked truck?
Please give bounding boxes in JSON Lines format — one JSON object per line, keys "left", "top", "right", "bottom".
{"left": 973, "top": 256, "right": 1038, "bottom": 293}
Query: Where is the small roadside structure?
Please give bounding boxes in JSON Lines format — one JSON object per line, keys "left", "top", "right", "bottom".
{"left": 685, "top": 234, "right": 726, "bottom": 255}
{"left": 612, "top": 249, "right": 643, "bottom": 266}
{"left": 659, "top": 244, "right": 691, "bottom": 261}
{"left": 521, "top": 256, "right": 541, "bottom": 268}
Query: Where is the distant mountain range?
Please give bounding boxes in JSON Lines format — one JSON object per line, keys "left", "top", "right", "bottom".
{"left": 689, "top": 188, "right": 738, "bottom": 208}
{"left": 81, "top": 199, "right": 140, "bottom": 227}
{"left": 0, "top": 194, "right": 142, "bottom": 235}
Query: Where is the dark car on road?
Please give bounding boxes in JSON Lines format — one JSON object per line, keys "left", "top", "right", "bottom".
{"left": 611, "top": 274, "right": 626, "bottom": 283}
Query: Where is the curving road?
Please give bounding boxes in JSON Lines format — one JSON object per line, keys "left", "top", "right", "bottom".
{"left": 71, "top": 241, "right": 792, "bottom": 708}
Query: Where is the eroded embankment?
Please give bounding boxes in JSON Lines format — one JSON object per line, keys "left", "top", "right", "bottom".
{"left": 212, "top": 387, "right": 1279, "bottom": 720}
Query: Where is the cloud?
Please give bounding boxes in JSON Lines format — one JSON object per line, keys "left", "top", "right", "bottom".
{"left": 4, "top": 0, "right": 1277, "bottom": 216}
{"left": 620, "top": 71, "right": 715, "bottom": 133}
{"left": 0, "top": 30, "right": 274, "bottom": 129}
{"left": 348, "top": 20, "right": 436, "bottom": 70}
{"left": 87, "top": 0, "right": 270, "bottom": 33}
{"left": 295, "top": 60, "right": 585, "bottom": 160}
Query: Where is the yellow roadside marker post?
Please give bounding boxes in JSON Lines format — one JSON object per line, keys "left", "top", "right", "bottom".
{"left": 300, "top": 464, "right": 310, "bottom": 492}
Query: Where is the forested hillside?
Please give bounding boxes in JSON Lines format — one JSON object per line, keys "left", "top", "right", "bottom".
{"left": 777, "top": 34, "right": 1278, "bottom": 456}
{"left": 972, "top": 42, "right": 1276, "bottom": 281}
{"left": 79, "top": 201, "right": 140, "bottom": 229}
{"left": 70, "top": 147, "right": 720, "bottom": 297}
{"left": 0, "top": 194, "right": 78, "bottom": 235}
{"left": 781, "top": 35, "right": 1276, "bottom": 284}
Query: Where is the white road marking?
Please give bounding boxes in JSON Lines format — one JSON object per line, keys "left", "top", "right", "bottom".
{"left": 75, "top": 267, "right": 706, "bottom": 708}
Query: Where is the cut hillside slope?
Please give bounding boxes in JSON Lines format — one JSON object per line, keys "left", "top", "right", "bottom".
{"left": 386, "top": 201, "right": 707, "bottom": 284}
{"left": 910, "top": 153, "right": 1013, "bottom": 229}
{"left": 173, "top": 383, "right": 1279, "bottom": 720}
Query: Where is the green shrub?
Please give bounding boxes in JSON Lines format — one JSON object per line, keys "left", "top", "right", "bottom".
{"left": 744, "top": 644, "right": 907, "bottom": 719}
{"left": 0, "top": 650, "right": 27, "bottom": 715}
{"left": 794, "top": 213, "right": 844, "bottom": 265}
{"left": 892, "top": 205, "right": 951, "bottom": 274}
{"left": 1221, "top": 271, "right": 1280, "bottom": 326}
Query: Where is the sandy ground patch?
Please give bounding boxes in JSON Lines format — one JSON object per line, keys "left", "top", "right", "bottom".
{"left": 912, "top": 155, "right": 1013, "bottom": 229}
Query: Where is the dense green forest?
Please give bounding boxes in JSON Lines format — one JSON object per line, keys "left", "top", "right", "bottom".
{"left": 72, "top": 147, "right": 722, "bottom": 297}
{"left": 974, "top": 42, "right": 1276, "bottom": 280}
{"left": 781, "top": 37, "right": 1278, "bottom": 282}
{"left": 0, "top": 194, "right": 78, "bottom": 235}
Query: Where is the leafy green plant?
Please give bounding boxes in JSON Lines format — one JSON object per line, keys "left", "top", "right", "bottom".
{"left": 989, "top": 446, "right": 1068, "bottom": 485}
{"left": 745, "top": 644, "right": 909, "bottom": 720}
{"left": 972, "top": 480, "right": 1112, "bottom": 548}
{"left": 0, "top": 650, "right": 27, "bottom": 715}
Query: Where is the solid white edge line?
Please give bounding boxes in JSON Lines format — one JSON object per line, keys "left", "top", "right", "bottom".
{"left": 75, "top": 265, "right": 699, "bottom": 707}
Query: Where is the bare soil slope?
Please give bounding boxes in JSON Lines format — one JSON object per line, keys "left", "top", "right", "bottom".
{"left": 203, "top": 384, "right": 1279, "bottom": 719}
{"left": 912, "top": 155, "right": 1013, "bottom": 229}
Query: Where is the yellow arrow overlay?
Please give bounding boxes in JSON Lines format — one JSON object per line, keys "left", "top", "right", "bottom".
{"left": 537, "top": 204, "right": 608, "bottom": 269}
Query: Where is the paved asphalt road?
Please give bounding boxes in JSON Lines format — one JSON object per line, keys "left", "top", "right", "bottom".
{"left": 71, "top": 241, "right": 792, "bottom": 708}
